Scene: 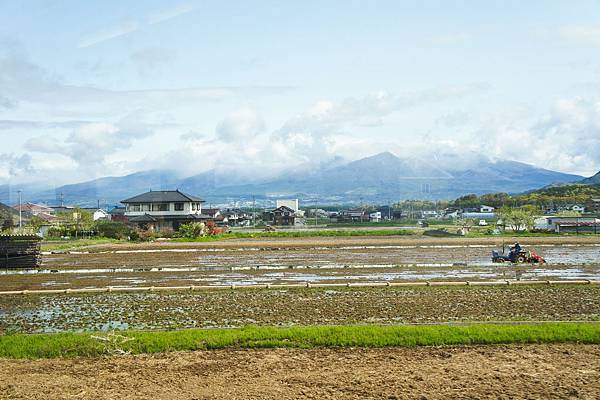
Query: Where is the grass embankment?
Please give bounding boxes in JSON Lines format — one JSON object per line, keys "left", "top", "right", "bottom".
{"left": 1, "top": 323, "right": 598, "bottom": 359}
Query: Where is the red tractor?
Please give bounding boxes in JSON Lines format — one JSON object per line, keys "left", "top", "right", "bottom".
{"left": 492, "top": 243, "right": 546, "bottom": 264}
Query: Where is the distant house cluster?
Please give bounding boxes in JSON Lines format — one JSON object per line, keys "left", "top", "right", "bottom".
{"left": 2, "top": 185, "right": 599, "bottom": 236}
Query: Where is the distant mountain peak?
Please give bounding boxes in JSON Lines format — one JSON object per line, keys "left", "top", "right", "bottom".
{"left": 579, "top": 171, "right": 600, "bottom": 185}
{"left": 7, "top": 153, "right": 585, "bottom": 205}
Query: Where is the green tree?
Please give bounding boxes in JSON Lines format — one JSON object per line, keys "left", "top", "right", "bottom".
{"left": 497, "top": 206, "right": 536, "bottom": 233}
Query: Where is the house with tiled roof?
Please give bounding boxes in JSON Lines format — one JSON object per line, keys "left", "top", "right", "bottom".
{"left": 121, "top": 189, "right": 208, "bottom": 231}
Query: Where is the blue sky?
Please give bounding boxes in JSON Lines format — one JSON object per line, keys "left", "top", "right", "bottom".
{"left": 1, "top": 0, "right": 600, "bottom": 185}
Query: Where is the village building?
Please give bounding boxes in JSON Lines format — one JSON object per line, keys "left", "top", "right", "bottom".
{"left": 337, "top": 209, "right": 368, "bottom": 223}
{"left": 585, "top": 198, "right": 600, "bottom": 214}
{"left": 222, "top": 208, "right": 251, "bottom": 226}
{"left": 369, "top": 211, "right": 382, "bottom": 222}
{"left": 12, "top": 202, "right": 54, "bottom": 216}
{"left": 82, "top": 208, "right": 111, "bottom": 221}
{"left": 480, "top": 205, "right": 495, "bottom": 213}
{"left": 535, "top": 216, "right": 600, "bottom": 233}
{"left": 421, "top": 210, "right": 439, "bottom": 219}
{"left": 264, "top": 205, "right": 297, "bottom": 226}
{"left": 443, "top": 207, "right": 462, "bottom": 219}
{"left": 122, "top": 190, "right": 208, "bottom": 231}
{"left": 109, "top": 206, "right": 128, "bottom": 223}
{"left": 462, "top": 211, "right": 496, "bottom": 221}
{"left": 276, "top": 199, "right": 299, "bottom": 212}
{"left": 569, "top": 204, "right": 585, "bottom": 213}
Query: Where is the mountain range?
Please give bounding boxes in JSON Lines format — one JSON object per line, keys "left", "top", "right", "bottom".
{"left": 579, "top": 171, "right": 600, "bottom": 185}
{"left": 0, "top": 152, "right": 589, "bottom": 206}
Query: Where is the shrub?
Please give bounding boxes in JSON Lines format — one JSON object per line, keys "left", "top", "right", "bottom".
{"left": 135, "top": 229, "right": 156, "bottom": 241}
{"left": 157, "top": 228, "right": 175, "bottom": 238}
{"left": 178, "top": 222, "right": 205, "bottom": 238}
{"left": 94, "top": 221, "right": 132, "bottom": 239}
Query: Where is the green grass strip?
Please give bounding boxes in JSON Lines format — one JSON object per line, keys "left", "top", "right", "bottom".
{"left": 1, "top": 323, "right": 598, "bottom": 359}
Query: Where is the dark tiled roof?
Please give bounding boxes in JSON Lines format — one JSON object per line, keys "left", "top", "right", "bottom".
{"left": 273, "top": 205, "right": 295, "bottom": 214}
{"left": 128, "top": 214, "right": 157, "bottom": 223}
{"left": 110, "top": 207, "right": 126, "bottom": 215}
{"left": 122, "top": 190, "right": 204, "bottom": 204}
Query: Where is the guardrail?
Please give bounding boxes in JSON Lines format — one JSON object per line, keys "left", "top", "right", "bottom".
{"left": 0, "top": 279, "right": 597, "bottom": 296}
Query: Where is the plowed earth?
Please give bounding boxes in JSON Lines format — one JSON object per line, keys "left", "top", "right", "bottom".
{"left": 1, "top": 344, "right": 598, "bottom": 399}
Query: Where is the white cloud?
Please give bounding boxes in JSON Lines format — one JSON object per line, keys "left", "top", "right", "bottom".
{"left": 216, "top": 108, "right": 265, "bottom": 142}
{"left": 559, "top": 26, "right": 600, "bottom": 45}
{"left": 0, "top": 47, "right": 291, "bottom": 120}
{"left": 0, "top": 153, "right": 32, "bottom": 181}
{"left": 78, "top": 19, "right": 139, "bottom": 48}
{"left": 78, "top": 2, "right": 199, "bottom": 48}
{"left": 24, "top": 118, "right": 155, "bottom": 168}
{"left": 469, "top": 97, "right": 600, "bottom": 176}
{"left": 146, "top": 2, "right": 198, "bottom": 25}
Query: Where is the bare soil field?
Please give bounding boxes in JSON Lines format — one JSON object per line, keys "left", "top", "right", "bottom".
{"left": 1, "top": 344, "right": 598, "bottom": 399}
{"left": 1, "top": 285, "right": 598, "bottom": 333}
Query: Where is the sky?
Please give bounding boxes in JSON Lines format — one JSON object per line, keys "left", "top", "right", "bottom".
{"left": 1, "top": 0, "right": 600, "bottom": 187}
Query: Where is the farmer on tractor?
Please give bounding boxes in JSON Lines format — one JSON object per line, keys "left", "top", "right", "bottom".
{"left": 492, "top": 242, "right": 546, "bottom": 264}
{"left": 509, "top": 242, "right": 522, "bottom": 260}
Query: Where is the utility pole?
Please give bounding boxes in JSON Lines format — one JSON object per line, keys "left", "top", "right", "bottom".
{"left": 17, "top": 189, "right": 22, "bottom": 231}
{"left": 252, "top": 195, "right": 256, "bottom": 228}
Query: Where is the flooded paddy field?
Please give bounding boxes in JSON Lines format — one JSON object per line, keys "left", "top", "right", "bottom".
{"left": 1, "top": 264, "right": 599, "bottom": 291}
{"left": 1, "top": 236, "right": 598, "bottom": 290}
{"left": 1, "top": 285, "right": 598, "bottom": 334}
{"left": 1, "top": 236, "right": 598, "bottom": 334}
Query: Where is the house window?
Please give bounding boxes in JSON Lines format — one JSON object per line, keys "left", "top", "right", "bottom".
{"left": 174, "top": 203, "right": 184, "bottom": 211}
{"left": 142, "top": 204, "right": 151, "bottom": 212}
{"left": 191, "top": 203, "right": 196, "bottom": 211}
{"left": 151, "top": 203, "right": 169, "bottom": 211}
{"left": 131, "top": 204, "right": 141, "bottom": 212}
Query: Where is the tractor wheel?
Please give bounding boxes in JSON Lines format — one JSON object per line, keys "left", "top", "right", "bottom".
{"left": 516, "top": 255, "right": 526, "bottom": 263}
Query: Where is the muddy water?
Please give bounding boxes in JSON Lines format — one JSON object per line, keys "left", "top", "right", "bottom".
{"left": 39, "top": 243, "right": 600, "bottom": 269}
{"left": 0, "top": 244, "right": 598, "bottom": 290}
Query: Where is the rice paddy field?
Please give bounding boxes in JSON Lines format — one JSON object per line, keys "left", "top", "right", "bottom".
{"left": 1, "top": 235, "right": 599, "bottom": 291}
{"left": 1, "top": 235, "right": 599, "bottom": 399}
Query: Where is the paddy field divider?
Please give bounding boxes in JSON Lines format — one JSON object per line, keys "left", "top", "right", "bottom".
{"left": 0, "top": 279, "right": 597, "bottom": 296}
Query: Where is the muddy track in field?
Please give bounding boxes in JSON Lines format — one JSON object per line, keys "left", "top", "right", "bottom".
{"left": 1, "top": 344, "right": 598, "bottom": 399}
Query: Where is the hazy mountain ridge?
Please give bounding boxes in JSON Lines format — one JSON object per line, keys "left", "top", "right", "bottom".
{"left": 579, "top": 171, "right": 600, "bottom": 185}
{"left": 1, "top": 153, "right": 584, "bottom": 206}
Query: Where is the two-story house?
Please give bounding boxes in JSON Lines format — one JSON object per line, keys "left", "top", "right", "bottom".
{"left": 122, "top": 190, "right": 207, "bottom": 231}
